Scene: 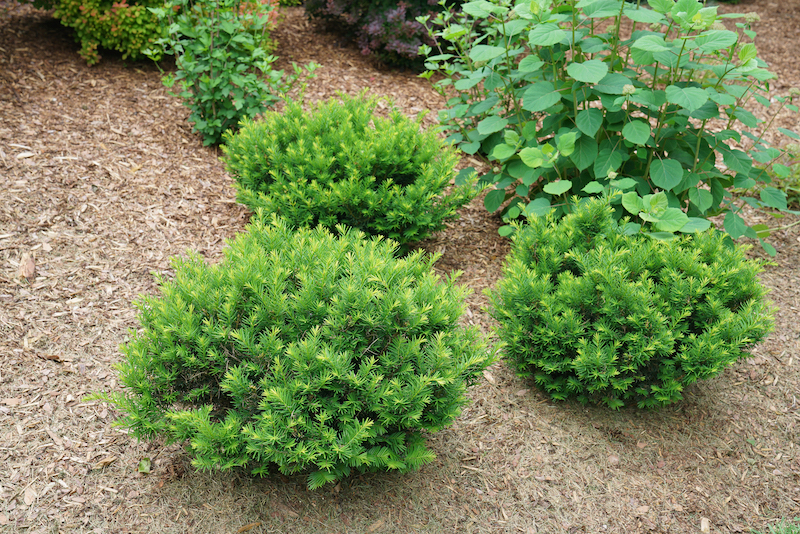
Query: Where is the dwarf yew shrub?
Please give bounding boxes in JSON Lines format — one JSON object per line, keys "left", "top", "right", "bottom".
{"left": 222, "top": 93, "right": 476, "bottom": 246}
{"left": 489, "top": 199, "right": 774, "bottom": 409}
{"left": 98, "top": 216, "right": 491, "bottom": 489}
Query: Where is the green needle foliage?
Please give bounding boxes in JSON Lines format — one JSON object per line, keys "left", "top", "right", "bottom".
{"left": 752, "top": 519, "right": 800, "bottom": 534}
{"left": 96, "top": 215, "right": 492, "bottom": 489}
{"left": 222, "top": 92, "right": 477, "bottom": 247}
{"left": 489, "top": 198, "right": 774, "bottom": 409}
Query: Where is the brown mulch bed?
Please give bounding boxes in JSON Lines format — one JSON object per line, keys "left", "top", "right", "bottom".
{"left": 1, "top": 1, "right": 799, "bottom": 533}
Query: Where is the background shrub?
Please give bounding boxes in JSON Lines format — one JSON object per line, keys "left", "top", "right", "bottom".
{"left": 222, "top": 93, "right": 477, "bottom": 246}
{"left": 27, "top": 0, "right": 164, "bottom": 64}
{"left": 149, "top": 0, "right": 316, "bottom": 145}
{"left": 421, "top": 0, "right": 800, "bottom": 254}
{"left": 97, "top": 216, "right": 492, "bottom": 489}
{"left": 761, "top": 143, "right": 800, "bottom": 209}
{"left": 489, "top": 198, "right": 774, "bottom": 409}
{"left": 304, "top": 0, "right": 464, "bottom": 67}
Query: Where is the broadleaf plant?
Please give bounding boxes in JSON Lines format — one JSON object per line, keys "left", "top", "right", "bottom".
{"left": 420, "top": 0, "right": 800, "bottom": 254}
{"left": 147, "top": 0, "right": 319, "bottom": 145}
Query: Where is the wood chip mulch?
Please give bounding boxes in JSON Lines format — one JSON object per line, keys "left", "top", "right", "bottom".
{"left": 1, "top": 1, "right": 799, "bottom": 533}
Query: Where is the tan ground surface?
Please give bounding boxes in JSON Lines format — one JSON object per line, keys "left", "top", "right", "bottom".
{"left": 1, "top": 1, "right": 799, "bottom": 532}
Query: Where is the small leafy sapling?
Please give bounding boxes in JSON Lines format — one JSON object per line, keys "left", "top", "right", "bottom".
{"left": 147, "top": 0, "right": 319, "bottom": 145}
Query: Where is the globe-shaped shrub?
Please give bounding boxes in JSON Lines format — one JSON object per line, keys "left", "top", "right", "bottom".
{"left": 102, "top": 215, "right": 491, "bottom": 488}
{"left": 221, "top": 93, "right": 476, "bottom": 247}
{"left": 489, "top": 199, "right": 774, "bottom": 409}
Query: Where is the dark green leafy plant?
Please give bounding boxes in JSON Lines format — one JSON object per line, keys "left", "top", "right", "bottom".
{"left": 488, "top": 198, "right": 774, "bottom": 409}
{"left": 222, "top": 93, "right": 478, "bottom": 246}
{"left": 93, "top": 215, "right": 492, "bottom": 489}
{"left": 421, "top": 0, "right": 800, "bottom": 254}
{"left": 761, "top": 142, "right": 800, "bottom": 208}
{"left": 24, "top": 0, "right": 164, "bottom": 64}
{"left": 147, "top": 0, "right": 318, "bottom": 145}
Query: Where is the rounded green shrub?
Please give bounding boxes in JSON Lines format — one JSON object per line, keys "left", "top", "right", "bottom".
{"left": 489, "top": 199, "right": 774, "bottom": 409}
{"left": 101, "top": 215, "right": 492, "bottom": 489}
{"left": 221, "top": 93, "right": 476, "bottom": 247}
{"left": 26, "top": 0, "right": 165, "bottom": 65}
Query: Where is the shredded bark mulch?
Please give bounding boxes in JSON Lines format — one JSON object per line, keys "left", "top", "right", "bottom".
{"left": 1, "top": 1, "right": 799, "bottom": 532}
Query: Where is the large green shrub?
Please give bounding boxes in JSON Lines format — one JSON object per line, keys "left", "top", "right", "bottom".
{"left": 421, "top": 0, "right": 800, "bottom": 254}
{"left": 222, "top": 93, "right": 477, "bottom": 246}
{"left": 97, "top": 215, "right": 492, "bottom": 489}
{"left": 27, "top": 0, "right": 164, "bottom": 64}
{"left": 489, "top": 198, "right": 774, "bottom": 409}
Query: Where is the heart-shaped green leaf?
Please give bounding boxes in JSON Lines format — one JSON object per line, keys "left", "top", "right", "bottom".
{"left": 609, "top": 178, "right": 637, "bottom": 190}
{"left": 567, "top": 59, "right": 609, "bottom": 84}
{"left": 694, "top": 30, "right": 738, "bottom": 53}
{"left": 525, "top": 197, "right": 553, "bottom": 217}
{"left": 594, "top": 148, "right": 624, "bottom": 178}
{"left": 469, "top": 45, "right": 507, "bottom": 63}
{"left": 632, "top": 34, "right": 670, "bottom": 52}
{"left": 583, "top": 181, "right": 605, "bottom": 194}
{"left": 576, "top": 108, "right": 603, "bottom": 137}
{"left": 723, "top": 210, "right": 748, "bottom": 239}
{"left": 678, "top": 217, "right": 712, "bottom": 233}
{"left": 569, "top": 135, "right": 598, "bottom": 171}
{"left": 649, "top": 158, "right": 683, "bottom": 190}
{"left": 621, "top": 192, "right": 644, "bottom": 215}
{"left": 594, "top": 73, "right": 633, "bottom": 95}
{"left": 623, "top": 5, "right": 663, "bottom": 23}
{"left": 760, "top": 187, "right": 787, "bottom": 210}
{"left": 654, "top": 208, "right": 689, "bottom": 232}
{"left": 688, "top": 187, "right": 714, "bottom": 212}
{"left": 491, "top": 143, "right": 517, "bottom": 161}
{"left": 556, "top": 132, "right": 577, "bottom": 156}
{"left": 622, "top": 120, "right": 651, "bottom": 145}
{"left": 543, "top": 180, "right": 573, "bottom": 196}
{"left": 665, "top": 85, "right": 709, "bottom": 112}
{"left": 648, "top": 0, "right": 674, "bottom": 14}
{"left": 528, "top": 24, "right": 566, "bottom": 46}
{"left": 484, "top": 188, "right": 507, "bottom": 213}
{"left": 520, "top": 147, "right": 544, "bottom": 168}
{"left": 477, "top": 115, "right": 508, "bottom": 135}
{"left": 522, "top": 82, "right": 562, "bottom": 112}
{"left": 518, "top": 56, "right": 545, "bottom": 73}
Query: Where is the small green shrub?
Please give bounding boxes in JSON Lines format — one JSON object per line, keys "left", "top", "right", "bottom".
{"left": 421, "top": 0, "right": 800, "bottom": 254}
{"left": 96, "top": 215, "right": 492, "bottom": 489}
{"left": 27, "top": 0, "right": 164, "bottom": 64}
{"left": 488, "top": 198, "right": 774, "bottom": 409}
{"left": 148, "top": 0, "right": 318, "bottom": 145}
{"left": 222, "top": 93, "right": 477, "bottom": 246}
